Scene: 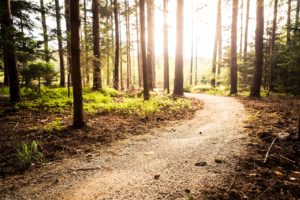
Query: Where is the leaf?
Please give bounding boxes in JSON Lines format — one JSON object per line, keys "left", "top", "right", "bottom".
{"left": 274, "top": 171, "right": 284, "bottom": 176}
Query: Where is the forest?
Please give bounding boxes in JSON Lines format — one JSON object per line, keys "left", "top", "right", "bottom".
{"left": 0, "top": 0, "right": 299, "bottom": 199}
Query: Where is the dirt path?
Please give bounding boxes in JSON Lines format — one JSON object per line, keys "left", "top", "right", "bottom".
{"left": 0, "top": 94, "right": 248, "bottom": 200}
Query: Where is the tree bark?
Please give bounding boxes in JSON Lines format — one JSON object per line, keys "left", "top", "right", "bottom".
{"left": 287, "top": 0, "right": 291, "bottom": 44}
{"left": 230, "top": 0, "right": 238, "bottom": 95}
{"left": 83, "top": 0, "right": 90, "bottom": 86}
{"left": 190, "top": 0, "right": 194, "bottom": 86}
{"left": 147, "top": 0, "right": 155, "bottom": 90}
{"left": 244, "top": 0, "right": 250, "bottom": 61}
{"left": 113, "top": 0, "right": 120, "bottom": 90}
{"left": 295, "top": 0, "right": 300, "bottom": 34}
{"left": 173, "top": 0, "right": 184, "bottom": 96}
{"left": 250, "top": 0, "right": 264, "bottom": 98}
{"left": 140, "top": 0, "right": 150, "bottom": 100}
{"left": 1, "top": 0, "right": 21, "bottom": 103}
{"left": 125, "top": 0, "right": 132, "bottom": 89}
{"left": 135, "top": 0, "right": 142, "bottom": 87}
{"left": 268, "top": 0, "right": 278, "bottom": 91}
{"left": 163, "top": 0, "right": 170, "bottom": 93}
{"left": 40, "top": 0, "right": 50, "bottom": 62}
{"left": 55, "top": 0, "right": 65, "bottom": 87}
{"left": 105, "top": 0, "right": 110, "bottom": 86}
{"left": 239, "top": 0, "right": 244, "bottom": 59}
{"left": 92, "top": 0, "right": 102, "bottom": 90}
{"left": 70, "top": 0, "right": 84, "bottom": 128}
{"left": 65, "top": 0, "right": 72, "bottom": 97}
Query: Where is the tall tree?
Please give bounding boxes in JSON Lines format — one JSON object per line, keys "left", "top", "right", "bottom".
{"left": 190, "top": 0, "right": 194, "bottom": 86}
{"left": 113, "top": 0, "right": 120, "bottom": 90}
{"left": 83, "top": 0, "right": 90, "bottom": 86}
{"left": 1, "top": 0, "right": 21, "bottom": 103}
{"left": 230, "top": 0, "right": 238, "bottom": 95}
{"left": 268, "top": 0, "right": 278, "bottom": 91}
{"left": 287, "top": 0, "right": 292, "bottom": 44}
{"left": 70, "top": 0, "right": 84, "bottom": 128}
{"left": 295, "top": 0, "right": 300, "bottom": 34}
{"left": 212, "top": 0, "right": 222, "bottom": 87}
{"left": 55, "top": 0, "right": 65, "bottom": 87}
{"left": 239, "top": 0, "right": 244, "bottom": 59}
{"left": 125, "top": 0, "right": 132, "bottom": 89}
{"left": 105, "top": 0, "right": 110, "bottom": 86}
{"left": 135, "top": 0, "right": 142, "bottom": 87}
{"left": 243, "top": 0, "right": 250, "bottom": 60}
{"left": 65, "top": 0, "right": 72, "bottom": 97}
{"left": 139, "top": 0, "right": 150, "bottom": 100}
{"left": 250, "top": 0, "right": 264, "bottom": 97}
{"left": 163, "top": 0, "right": 170, "bottom": 93}
{"left": 40, "top": 0, "right": 50, "bottom": 62}
{"left": 173, "top": 0, "right": 184, "bottom": 96}
{"left": 147, "top": 0, "right": 155, "bottom": 90}
{"left": 92, "top": 0, "right": 102, "bottom": 90}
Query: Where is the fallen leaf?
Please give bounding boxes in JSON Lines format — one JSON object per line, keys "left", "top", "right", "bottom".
{"left": 274, "top": 171, "right": 284, "bottom": 176}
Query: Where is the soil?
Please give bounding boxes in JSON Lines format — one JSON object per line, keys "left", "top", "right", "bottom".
{"left": 203, "top": 96, "right": 300, "bottom": 199}
{"left": 0, "top": 94, "right": 247, "bottom": 199}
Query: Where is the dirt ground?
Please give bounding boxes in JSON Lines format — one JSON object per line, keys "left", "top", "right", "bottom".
{"left": 203, "top": 96, "right": 300, "bottom": 199}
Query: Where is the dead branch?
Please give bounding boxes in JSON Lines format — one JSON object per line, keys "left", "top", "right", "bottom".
{"left": 263, "top": 135, "right": 279, "bottom": 164}
{"left": 255, "top": 181, "right": 276, "bottom": 199}
{"left": 227, "top": 173, "right": 237, "bottom": 193}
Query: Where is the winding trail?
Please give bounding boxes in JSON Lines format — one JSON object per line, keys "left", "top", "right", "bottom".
{"left": 1, "top": 94, "right": 248, "bottom": 200}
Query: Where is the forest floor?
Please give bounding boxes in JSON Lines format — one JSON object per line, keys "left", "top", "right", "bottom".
{"left": 0, "top": 93, "right": 299, "bottom": 199}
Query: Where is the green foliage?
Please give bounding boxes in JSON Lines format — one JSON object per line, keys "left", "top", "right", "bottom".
{"left": 16, "top": 140, "right": 43, "bottom": 168}
{"left": 43, "top": 118, "right": 63, "bottom": 133}
{"left": 20, "top": 62, "right": 57, "bottom": 86}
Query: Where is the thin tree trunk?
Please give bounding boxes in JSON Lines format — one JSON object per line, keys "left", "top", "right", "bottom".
{"left": 70, "top": 0, "right": 84, "bottom": 128}
{"left": 113, "top": 0, "right": 120, "bottom": 90}
{"left": 295, "top": 0, "right": 300, "bottom": 34}
{"left": 250, "top": 0, "right": 264, "bottom": 98}
{"left": 268, "top": 0, "right": 278, "bottom": 91}
{"left": 217, "top": 0, "right": 222, "bottom": 78}
{"left": 190, "top": 0, "right": 194, "bottom": 86}
{"left": 83, "top": 0, "right": 90, "bottom": 86}
{"left": 147, "top": 0, "right": 155, "bottom": 90}
{"left": 120, "top": 21, "right": 124, "bottom": 91}
{"left": 230, "top": 0, "right": 238, "bottom": 95}
{"left": 92, "top": 0, "right": 102, "bottom": 90}
{"left": 105, "top": 0, "right": 110, "bottom": 86}
{"left": 40, "top": 0, "right": 50, "bottom": 62}
{"left": 287, "top": 0, "right": 291, "bottom": 44}
{"left": 135, "top": 0, "right": 142, "bottom": 87}
{"left": 65, "top": 0, "right": 72, "bottom": 97}
{"left": 139, "top": 0, "right": 150, "bottom": 100}
{"left": 163, "top": 0, "right": 170, "bottom": 93}
{"left": 239, "top": 0, "right": 244, "bottom": 59}
{"left": 55, "top": 0, "right": 65, "bottom": 87}
{"left": 212, "top": 0, "right": 221, "bottom": 88}
{"left": 173, "top": 0, "right": 184, "bottom": 96}
{"left": 125, "top": 0, "right": 132, "bottom": 89}
{"left": 244, "top": 0, "right": 250, "bottom": 61}
{"left": 1, "top": 0, "right": 21, "bottom": 103}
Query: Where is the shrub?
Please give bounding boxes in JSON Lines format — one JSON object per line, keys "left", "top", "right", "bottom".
{"left": 16, "top": 141, "right": 43, "bottom": 168}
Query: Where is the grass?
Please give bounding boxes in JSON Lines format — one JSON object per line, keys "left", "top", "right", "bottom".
{"left": 1, "top": 86, "right": 192, "bottom": 117}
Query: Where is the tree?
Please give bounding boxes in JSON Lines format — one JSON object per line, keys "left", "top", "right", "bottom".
{"left": 139, "top": 0, "right": 150, "bottom": 100}
{"left": 212, "top": 0, "right": 222, "bottom": 87}
{"left": 147, "top": 0, "right": 155, "bottom": 90}
{"left": 1, "top": 0, "right": 21, "bottom": 103}
{"left": 113, "top": 0, "right": 120, "bottom": 90}
{"left": 92, "top": 0, "right": 102, "bottom": 90}
{"left": 239, "top": 0, "right": 244, "bottom": 59}
{"left": 295, "top": 0, "right": 300, "bottom": 34}
{"left": 55, "top": 0, "right": 65, "bottom": 87}
{"left": 65, "top": 0, "right": 72, "bottom": 97}
{"left": 125, "top": 0, "right": 132, "bottom": 89}
{"left": 268, "top": 0, "right": 278, "bottom": 91}
{"left": 287, "top": 0, "right": 292, "bottom": 44}
{"left": 135, "top": 0, "right": 142, "bottom": 87}
{"left": 163, "top": 0, "right": 170, "bottom": 93}
{"left": 250, "top": 0, "right": 264, "bottom": 97}
{"left": 230, "top": 0, "right": 238, "bottom": 95}
{"left": 244, "top": 0, "right": 250, "bottom": 60}
{"left": 83, "top": 0, "right": 90, "bottom": 86}
{"left": 190, "top": 0, "right": 194, "bottom": 86}
{"left": 40, "top": 0, "right": 50, "bottom": 62}
{"left": 173, "top": 0, "right": 184, "bottom": 96}
{"left": 70, "top": 0, "right": 84, "bottom": 128}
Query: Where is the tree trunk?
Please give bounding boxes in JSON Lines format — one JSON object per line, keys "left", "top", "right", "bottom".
{"left": 55, "top": 0, "right": 65, "bottom": 87}
{"left": 83, "top": 0, "right": 90, "bottom": 86}
{"left": 212, "top": 0, "right": 221, "bottom": 88}
{"left": 120, "top": 22, "right": 124, "bottom": 91}
{"left": 1, "top": 0, "right": 21, "bottom": 103}
{"left": 163, "top": 0, "right": 170, "bottom": 93}
{"left": 125, "top": 0, "right": 132, "bottom": 89}
{"left": 239, "top": 0, "right": 244, "bottom": 59}
{"left": 295, "top": 0, "right": 300, "bottom": 34}
{"left": 287, "top": 0, "right": 291, "bottom": 44}
{"left": 3, "top": 55, "right": 9, "bottom": 86}
{"left": 135, "top": 0, "right": 142, "bottom": 87}
{"left": 190, "top": 0, "right": 194, "bottom": 86}
{"left": 268, "top": 0, "right": 278, "bottom": 91}
{"left": 250, "top": 0, "right": 264, "bottom": 98}
{"left": 173, "top": 0, "right": 184, "bottom": 96}
{"left": 113, "top": 0, "right": 120, "bottom": 90}
{"left": 230, "top": 0, "right": 238, "bottom": 95}
{"left": 105, "top": 0, "right": 110, "bottom": 86}
{"left": 217, "top": 0, "right": 223, "bottom": 78}
{"left": 139, "top": 0, "right": 150, "bottom": 100}
{"left": 244, "top": 0, "right": 250, "bottom": 61}
{"left": 147, "top": 0, "right": 155, "bottom": 90}
{"left": 92, "top": 0, "right": 102, "bottom": 90}
{"left": 65, "top": 0, "right": 72, "bottom": 97}
{"left": 40, "top": 0, "right": 50, "bottom": 62}
{"left": 70, "top": 0, "right": 84, "bottom": 128}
